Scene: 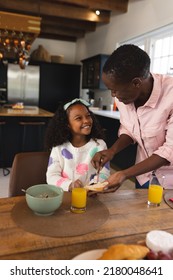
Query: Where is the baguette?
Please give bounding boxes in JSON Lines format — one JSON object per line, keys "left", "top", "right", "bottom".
{"left": 99, "top": 243, "right": 149, "bottom": 260}
{"left": 84, "top": 181, "right": 108, "bottom": 192}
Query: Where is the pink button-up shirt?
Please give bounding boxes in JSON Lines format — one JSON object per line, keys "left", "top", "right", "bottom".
{"left": 115, "top": 73, "right": 173, "bottom": 189}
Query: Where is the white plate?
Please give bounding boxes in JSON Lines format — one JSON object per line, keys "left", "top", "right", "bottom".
{"left": 72, "top": 249, "right": 106, "bottom": 260}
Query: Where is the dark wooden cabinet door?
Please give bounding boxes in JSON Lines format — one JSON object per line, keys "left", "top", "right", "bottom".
{"left": 38, "top": 62, "right": 81, "bottom": 112}
{"left": 0, "top": 62, "right": 7, "bottom": 104}
{"left": 81, "top": 54, "right": 109, "bottom": 90}
{"left": 0, "top": 116, "right": 50, "bottom": 168}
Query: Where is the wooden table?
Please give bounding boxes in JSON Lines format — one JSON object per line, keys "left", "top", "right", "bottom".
{"left": 0, "top": 189, "right": 173, "bottom": 260}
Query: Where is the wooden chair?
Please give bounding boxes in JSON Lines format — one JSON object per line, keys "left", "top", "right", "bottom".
{"left": 8, "top": 151, "right": 50, "bottom": 197}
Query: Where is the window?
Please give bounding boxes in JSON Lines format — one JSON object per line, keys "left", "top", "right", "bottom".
{"left": 151, "top": 35, "right": 173, "bottom": 75}
{"left": 119, "top": 23, "right": 173, "bottom": 76}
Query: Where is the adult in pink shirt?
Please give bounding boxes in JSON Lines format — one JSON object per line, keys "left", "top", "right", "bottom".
{"left": 92, "top": 44, "right": 173, "bottom": 189}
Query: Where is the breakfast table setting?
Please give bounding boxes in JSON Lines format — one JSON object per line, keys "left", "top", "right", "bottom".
{"left": 1, "top": 183, "right": 173, "bottom": 260}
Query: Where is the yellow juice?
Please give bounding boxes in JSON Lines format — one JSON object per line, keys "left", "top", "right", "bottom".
{"left": 71, "top": 188, "right": 87, "bottom": 213}
{"left": 148, "top": 184, "right": 163, "bottom": 204}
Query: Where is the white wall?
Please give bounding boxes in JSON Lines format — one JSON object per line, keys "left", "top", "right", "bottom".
{"left": 31, "top": 38, "right": 77, "bottom": 64}
{"left": 75, "top": 0, "right": 173, "bottom": 63}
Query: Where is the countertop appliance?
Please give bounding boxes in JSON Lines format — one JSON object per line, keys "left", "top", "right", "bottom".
{"left": 7, "top": 64, "right": 40, "bottom": 106}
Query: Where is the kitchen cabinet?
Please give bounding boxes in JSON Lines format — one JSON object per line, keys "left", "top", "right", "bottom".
{"left": 31, "top": 61, "right": 81, "bottom": 113}
{"left": 0, "top": 62, "right": 7, "bottom": 105}
{"left": 0, "top": 117, "right": 49, "bottom": 168}
{"left": 0, "top": 107, "right": 53, "bottom": 168}
{"left": 96, "top": 115, "right": 137, "bottom": 170}
{"left": 81, "top": 54, "right": 109, "bottom": 89}
{"left": 0, "top": 62, "right": 7, "bottom": 88}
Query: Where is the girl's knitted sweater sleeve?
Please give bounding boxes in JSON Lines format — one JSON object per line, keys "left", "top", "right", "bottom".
{"left": 46, "top": 147, "right": 72, "bottom": 191}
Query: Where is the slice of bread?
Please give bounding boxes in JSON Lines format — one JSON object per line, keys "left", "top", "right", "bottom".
{"left": 84, "top": 181, "right": 108, "bottom": 192}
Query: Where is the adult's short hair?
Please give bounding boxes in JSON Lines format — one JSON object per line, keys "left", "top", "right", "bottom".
{"left": 103, "top": 44, "right": 151, "bottom": 83}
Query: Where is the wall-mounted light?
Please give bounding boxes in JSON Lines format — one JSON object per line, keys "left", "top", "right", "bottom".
{"left": 95, "top": 10, "right": 101, "bottom": 16}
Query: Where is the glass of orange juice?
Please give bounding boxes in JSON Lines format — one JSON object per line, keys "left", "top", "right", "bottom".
{"left": 148, "top": 173, "right": 164, "bottom": 206}
{"left": 71, "top": 188, "right": 87, "bottom": 213}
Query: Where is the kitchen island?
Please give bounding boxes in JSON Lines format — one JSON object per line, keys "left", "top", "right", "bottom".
{"left": 0, "top": 106, "right": 54, "bottom": 117}
{"left": 0, "top": 106, "right": 54, "bottom": 168}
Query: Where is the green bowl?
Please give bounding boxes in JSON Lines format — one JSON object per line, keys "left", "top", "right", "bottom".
{"left": 25, "top": 184, "right": 64, "bottom": 216}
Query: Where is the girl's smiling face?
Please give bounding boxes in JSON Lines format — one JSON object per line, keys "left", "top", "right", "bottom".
{"left": 67, "top": 104, "right": 93, "bottom": 137}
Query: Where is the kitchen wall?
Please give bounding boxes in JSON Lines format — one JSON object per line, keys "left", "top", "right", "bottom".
{"left": 31, "top": 38, "right": 77, "bottom": 65}
{"left": 30, "top": 0, "right": 173, "bottom": 106}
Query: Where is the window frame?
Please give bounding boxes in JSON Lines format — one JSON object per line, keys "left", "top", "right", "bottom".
{"left": 119, "top": 23, "right": 173, "bottom": 75}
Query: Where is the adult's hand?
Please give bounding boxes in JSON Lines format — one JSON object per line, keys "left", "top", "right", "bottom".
{"left": 100, "top": 170, "right": 127, "bottom": 193}
{"left": 87, "top": 170, "right": 127, "bottom": 195}
{"left": 91, "top": 148, "right": 114, "bottom": 170}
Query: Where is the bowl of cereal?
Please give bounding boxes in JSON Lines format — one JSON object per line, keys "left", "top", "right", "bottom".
{"left": 25, "top": 184, "right": 64, "bottom": 216}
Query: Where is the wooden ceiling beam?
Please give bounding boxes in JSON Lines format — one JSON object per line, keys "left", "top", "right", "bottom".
{"left": 52, "top": 0, "right": 129, "bottom": 12}
{"left": 41, "top": 24, "right": 85, "bottom": 38}
{"left": 88, "top": 0, "right": 129, "bottom": 12}
{"left": 0, "top": 0, "right": 110, "bottom": 23}
{"left": 40, "top": 3, "right": 110, "bottom": 23}
{"left": 39, "top": 32, "right": 77, "bottom": 42}
{"left": 42, "top": 17, "right": 96, "bottom": 32}
{"left": 0, "top": 0, "right": 130, "bottom": 42}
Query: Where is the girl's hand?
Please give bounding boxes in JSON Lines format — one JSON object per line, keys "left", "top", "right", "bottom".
{"left": 69, "top": 179, "right": 83, "bottom": 191}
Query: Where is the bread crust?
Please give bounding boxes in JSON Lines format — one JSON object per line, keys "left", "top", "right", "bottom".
{"left": 99, "top": 243, "right": 149, "bottom": 260}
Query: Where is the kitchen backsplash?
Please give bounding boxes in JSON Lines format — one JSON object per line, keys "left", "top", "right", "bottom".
{"left": 81, "top": 89, "right": 114, "bottom": 111}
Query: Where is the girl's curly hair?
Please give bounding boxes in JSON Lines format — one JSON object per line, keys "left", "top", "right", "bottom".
{"left": 44, "top": 101, "right": 105, "bottom": 151}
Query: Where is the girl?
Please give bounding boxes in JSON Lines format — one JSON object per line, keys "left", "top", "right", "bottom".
{"left": 45, "top": 98, "right": 110, "bottom": 191}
